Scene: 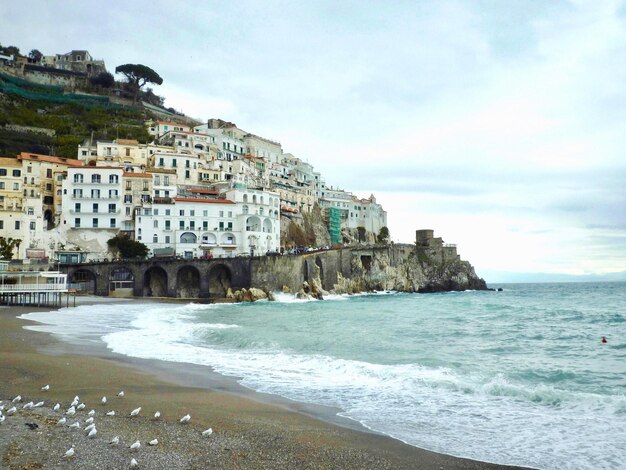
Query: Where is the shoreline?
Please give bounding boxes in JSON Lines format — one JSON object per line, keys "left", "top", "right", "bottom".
{"left": 1, "top": 299, "right": 529, "bottom": 469}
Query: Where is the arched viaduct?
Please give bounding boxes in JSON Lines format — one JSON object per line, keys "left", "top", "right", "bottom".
{"left": 62, "top": 246, "right": 392, "bottom": 299}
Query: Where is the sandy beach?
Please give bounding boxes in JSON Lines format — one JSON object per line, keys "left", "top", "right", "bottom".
{"left": 0, "top": 300, "right": 528, "bottom": 469}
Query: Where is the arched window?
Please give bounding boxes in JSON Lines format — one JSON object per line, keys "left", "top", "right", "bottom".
{"left": 243, "top": 194, "right": 248, "bottom": 203}
{"left": 252, "top": 194, "right": 257, "bottom": 204}
{"left": 242, "top": 205, "right": 249, "bottom": 214}
{"left": 153, "top": 234, "right": 158, "bottom": 243}
{"left": 260, "top": 196, "right": 264, "bottom": 205}
{"left": 180, "top": 232, "right": 197, "bottom": 243}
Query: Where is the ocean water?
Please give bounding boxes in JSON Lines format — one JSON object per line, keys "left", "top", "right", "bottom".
{"left": 20, "top": 283, "right": 626, "bottom": 469}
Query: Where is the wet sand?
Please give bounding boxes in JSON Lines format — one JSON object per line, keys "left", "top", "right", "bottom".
{"left": 0, "top": 301, "right": 529, "bottom": 469}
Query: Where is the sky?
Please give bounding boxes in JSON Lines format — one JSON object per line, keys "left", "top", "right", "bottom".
{"left": 3, "top": 0, "right": 626, "bottom": 281}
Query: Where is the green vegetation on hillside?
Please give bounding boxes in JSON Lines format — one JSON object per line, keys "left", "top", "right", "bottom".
{"left": 0, "top": 92, "right": 151, "bottom": 157}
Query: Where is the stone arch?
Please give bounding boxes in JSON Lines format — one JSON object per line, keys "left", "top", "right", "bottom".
{"left": 263, "top": 218, "right": 272, "bottom": 233}
{"left": 246, "top": 216, "right": 261, "bottom": 232}
{"left": 201, "top": 233, "right": 217, "bottom": 245}
{"left": 70, "top": 268, "right": 96, "bottom": 294}
{"left": 180, "top": 232, "right": 197, "bottom": 243}
{"left": 208, "top": 264, "right": 232, "bottom": 297}
{"left": 43, "top": 209, "right": 53, "bottom": 230}
{"left": 144, "top": 266, "right": 168, "bottom": 297}
{"left": 109, "top": 267, "right": 134, "bottom": 296}
{"left": 176, "top": 265, "right": 200, "bottom": 298}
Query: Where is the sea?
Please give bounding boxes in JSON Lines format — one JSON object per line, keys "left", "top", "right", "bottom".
{"left": 20, "top": 282, "right": 626, "bottom": 470}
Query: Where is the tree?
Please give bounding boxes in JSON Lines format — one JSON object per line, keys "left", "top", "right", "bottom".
{"left": 107, "top": 234, "right": 148, "bottom": 259}
{"left": 357, "top": 226, "right": 366, "bottom": 243}
{"left": 90, "top": 71, "right": 115, "bottom": 88}
{"left": 28, "top": 49, "right": 43, "bottom": 63}
{"left": 377, "top": 226, "right": 390, "bottom": 245}
{"left": 115, "top": 64, "right": 163, "bottom": 102}
{"left": 0, "top": 237, "right": 22, "bottom": 260}
{"left": 0, "top": 44, "right": 20, "bottom": 57}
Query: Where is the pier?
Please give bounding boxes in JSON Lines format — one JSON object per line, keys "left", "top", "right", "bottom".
{"left": 0, "top": 262, "right": 73, "bottom": 307}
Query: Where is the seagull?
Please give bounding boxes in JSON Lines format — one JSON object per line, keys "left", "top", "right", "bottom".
{"left": 130, "top": 440, "right": 141, "bottom": 451}
{"left": 73, "top": 396, "right": 80, "bottom": 403}
{"left": 101, "top": 396, "right": 107, "bottom": 405}
{"left": 130, "top": 458, "right": 139, "bottom": 467}
{"left": 153, "top": 411, "right": 161, "bottom": 419}
{"left": 64, "top": 446, "right": 75, "bottom": 458}
{"left": 53, "top": 403, "right": 61, "bottom": 411}
{"left": 148, "top": 438, "right": 158, "bottom": 446}
{"left": 88, "top": 409, "right": 95, "bottom": 417}
{"left": 85, "top": 417, "right": 94, "bottom": 425}
{"left": 41, "top": 384, "right": 50, "bottom": 391}
{"left": 71, "top": 399, "right": 79, "bottom": 407}
{"left": 66, "top": 406, "right": 76, "bottom": 416}
{"left": 0, "top": 415, "right": 5, "bottom": 424}
{"left": 180, "top": 414, "right": 191, "bottom": 424}
{"left": 34, "top": 401, "right": 45, "bottom": 408}
{"left": 12, "top": 395, "right": 21, "bottom": 403}
{"left": 57, "top": 417, "right": 67, "bottom": 426}
{"left": 23, "top": 401, "right": 34, "bottom": 409}
{"left": 7, "top": 407, "right": 16, "bottom": 415}
{"left": 88, "top": 428, "right": 97, "bottom": 439}
{"left": 130, "top": 407, "right": 141, "bottom": 417}
{"left": 69, "top": 421, "right": 80, "bottom": 429}
{"left": 202, "top": 428, "right": 213, "bottom": 437}
{"left": 106, "top": 410, "right": 115, "bottom": 416}
{"left": 84, "top": 423, "right": 96, "bottom": 432}
{"left": 117, "top": 391, "right": 125, "bottom": 398}
{"left": 77, "top": 403, "right": 86, "bottom": 411}
{"left": 110, "top": 436, "right": 120, "bottom": 445}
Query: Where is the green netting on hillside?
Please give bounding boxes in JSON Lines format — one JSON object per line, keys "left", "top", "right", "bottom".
{"left": 328, "top": 207, "right": 342, "bottom": 245}
{"left": 0, "top": 73, "right": 117, "bottom": 108}
{"left": 0, "top": 72, "right": 64, "bottom": 93}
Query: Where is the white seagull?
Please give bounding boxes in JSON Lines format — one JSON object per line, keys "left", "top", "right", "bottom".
{"left": 57, "top": 417, "right": 67, "bottom": 426}
{"left": 69, "top": 421, "right": 80, "bottom": 429}
{"left": 153, "top": 411, "right": 161, "bottom": 419}
{"left": 101, "top": 396, "right": 107, "bottom": 405}
{"left": 106, "top": 410, "right": 116, "bottom": 416}
{"left": 64, "top": 446, "right": 75, "bottom": 458}
{"left": 33, "top": 401, "right": 45, "bottom": 408}
{"left": 179, "top": 414, "right": 191, "bottom": 424}
{"left": 130, "top": 458, "right": 139, "bottom": 467}
{"left": 202, "top": 428, "right": 213, "bottom": 437}
{"left": 148, "top": 438, "right": 158, "bottom": 446}
{"left": 77, "top": 403, "right": 86, "bottom": 411}
{"left": 71, "top": 398, "right": 79, "bottom": 407}
{"left": 12, "top": 395, "right": 21, "bottom": 403}
{"left": 85, "top": 417, "right": 94, "bottom": 425}
{"left": 66, "top": 406, "right": 76, "bottom": 416}
{"left": 84, "top": 423, "right": 96, "bottom": 432}
{"left": 7, "top": 407, "right": 16, "bottom": 415}
{"left": 0, "top": 415, "right": 5, "bottom": 424}
{"left": 88, "top": 428, "right": 97, "bottom": 439}
{"left": 23, "top": 401, "right": 34, "bottom": 410}
{"left": 53, "top": 403, "right": 61, "bottom": 411}
{"left": 117, "top": 391, "right": 125, "bottom": 398}
{"left": 73, "top": 396, "right": 80, "bottom": 402}
{"left": 130, "top": 440, "right": 141, "bottom": 451}
{"left": 110, "top": 436, "right": 120, "bottom": 446}
{"left": 88, "top": 409, "right": 95, "bottom": 417}
{"left": 41, "top": 384, "right": 50, "bottom": 391}
{"left": 130, "top": 407, "right": 141, "bottom": 417}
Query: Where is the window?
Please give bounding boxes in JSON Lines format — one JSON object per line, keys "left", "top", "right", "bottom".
{"left": 179, "top": 209, "right": 185, "bottom": 216}
{"left": 75, "top": 203, "right": 81, "bottom": 213}
{"left": 153, "top": 234, "right": 158, "bottom": 243}
{"left": 27, "top": 166, "right": 32, "bottom": 173}
{"left": 13, "top": 183, "right": 19, "bottom": 190}
{"left": 155, "top": 176, "right": 160, "bottom": 185}
{"left": 74, "top": 173, "right": 83, "bottom": 183}
{"left": 124, "top": 195, "right": 132, "bottom": 203}
{"left": 190, "top": 210, "right": 195, "bottom": 216}
{"left": 189, "top": 221, "right": 195, "bottom": 230}
{"left": 92, "top": 218, "right": 98, "bottom": 228}
{"left": 185, "top": 170, "right": 190, "bottom": 179}
{"left": 153, "top": 220, "right": 158, "bottom": 228}
{"left": 27, "top": 207, "right": 34, "bottom": 215}
{"left": 46, "top": 169, "right": 52, "bottom": 178}
{"left": 143, "top": 181, "right": 149, "bottom": 190}
{"left": 154, "top": 209, "right": 159, "bottom": 216}
{"left": 172, "top": 159, "right": 177, "bottom": 167}
{"left": 110, "top": 219, "right": 116, "bottom": 228}
{"left": 45, "top": 183, "right": 52, "bottom": 191}
{"left": 109, "top": 189, "right": 118, "bottom": 198}
{"left": 109, "top": 175, "right": 119, "bottom": 184}
{"left": 0, "top": 182, "right": 3, "bottom": 189}
{"left": 12, "top": 169, "right": 21, "bottom": 177}
{"left": 219, "top": 210, "right": 224, "bottom": 217}
{"left": 74, "top": 218, "right": 81, "bottom": 228}
{"left": 165, "top": 235, "right": 170, "bottom": 243}
{"left": 202, "top": 221, "right": 208, "bottom": 230}
{"left": 203, "top": 210, "right": 208, "bottom": 217}
{"left": 108, "top": 204, "right": 116, "bottom": 213}
{"left": 93, "top": 203, "right": 99, "bottom": 213}
{"left": 30, "top": 221, "right": 36, "bottom": 230}
{"left": 91, "top": 189, "right": 100, "bottom": 198}
{"left": 91, "top": 174, "right": 101, "bottom": 183}
{"left": 179, "top": 221, "right": 185, "bottom": 229}
{"left": 126, "top": 207, "right": 131, "bottom": 216}
{"left": 159, "top": 158, "right": 164, "bottom": 167}
{"left": 126, "top": 181, "right": 132, "bottom": 190}
{"left": 228, "top": 211, "right": 232, "bottom": 218}
{"left": 165, "top": 220, "right": 171, "bottom": 230}
{"left": 164, "top": 176, "right": 169, "bottom": 185}
{"left": 0, "top": 221, "right": 2, "bottom": 229}
{"left": 185, "top": 160, "right": 190, "bottom": 168}
{"left": 165, "top": 209, "right": 170, "bottom": 216}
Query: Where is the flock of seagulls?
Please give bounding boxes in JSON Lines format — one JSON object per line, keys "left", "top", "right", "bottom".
{"left": 0, "top": 385, "right": 215, "bottom": 468}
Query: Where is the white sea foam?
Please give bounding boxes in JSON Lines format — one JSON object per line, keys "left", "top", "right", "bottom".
{"left": 17, "top": 292, "right": 626, "bottom": 470}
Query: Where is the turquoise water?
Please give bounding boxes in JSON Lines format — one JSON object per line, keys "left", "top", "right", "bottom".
{"left": 21, "top": 283, "right": 626, "bottom": 469}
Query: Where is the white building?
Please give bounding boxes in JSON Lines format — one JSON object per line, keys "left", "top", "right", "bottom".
{"left": 347, "top": 195, "right": 388, "bottom": 236}
{"left": 134, "top": 188, "right": 280, "bottom": 259}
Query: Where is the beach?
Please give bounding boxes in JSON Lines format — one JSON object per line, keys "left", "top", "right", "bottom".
{"left": 0, "top": 300, "right": 526, "bottom": 470}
